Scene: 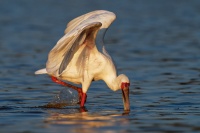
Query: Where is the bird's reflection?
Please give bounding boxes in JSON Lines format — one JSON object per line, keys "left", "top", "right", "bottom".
{"left": 44, "top": 107, "right": 130, "bottom": 132}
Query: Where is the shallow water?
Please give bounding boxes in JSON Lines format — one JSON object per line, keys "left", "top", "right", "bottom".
{"left": 1, "top": 0, "right": 200, "bottom": 132}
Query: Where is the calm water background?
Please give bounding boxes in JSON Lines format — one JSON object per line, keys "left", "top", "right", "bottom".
{"left": 1, "top": 0, "right": 200, "bottom": 132}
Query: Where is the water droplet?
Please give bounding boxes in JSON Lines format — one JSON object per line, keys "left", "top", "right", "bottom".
{"left": 47, "top": 87, "right": 79, "bottom": 108}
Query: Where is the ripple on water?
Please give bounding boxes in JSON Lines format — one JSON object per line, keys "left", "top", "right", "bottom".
{"left": 1, "top": 0, "right": 200, "bottom": 133}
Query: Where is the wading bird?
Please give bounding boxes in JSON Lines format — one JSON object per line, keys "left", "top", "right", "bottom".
{"left": 35, "top": 10, "right": 130, "bottom": 111}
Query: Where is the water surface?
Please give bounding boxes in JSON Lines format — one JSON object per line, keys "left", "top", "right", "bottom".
{"left": 0, "top": 0, "right": 200, "bottom": 132}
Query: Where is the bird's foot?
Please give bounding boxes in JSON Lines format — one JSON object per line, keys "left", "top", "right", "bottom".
{"left": 79, "top": 106, "right": 88, "bottom": 112}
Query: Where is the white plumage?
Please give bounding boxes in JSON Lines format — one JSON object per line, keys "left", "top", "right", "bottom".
{"left": 35, "top": 10, "right": 130, "bottom": 111}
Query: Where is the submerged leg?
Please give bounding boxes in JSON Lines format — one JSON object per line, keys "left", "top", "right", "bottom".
{"left": 51, "top": 76, "right": 87, "bottom": 106}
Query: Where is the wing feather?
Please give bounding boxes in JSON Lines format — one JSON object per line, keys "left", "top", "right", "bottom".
{"left": 46, "top": 22, "right": 102, "bottom": 76}
{"left": 59, "top": 31, "right": 87, "bottom": 74}
{"left": 65, "top": 10, "right": 116, "bottom": 34}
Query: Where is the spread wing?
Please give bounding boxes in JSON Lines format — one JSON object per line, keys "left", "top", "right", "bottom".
{"left": 64, "top": 10, "right": 115, "bottom": 33}
{"left": 46, "top": 10, "right": 116, "bottom": 77}
{"left": 46, "top": 22, "right": 102, "bottom": 76}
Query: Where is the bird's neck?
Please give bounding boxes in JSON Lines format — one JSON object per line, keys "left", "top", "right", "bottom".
{"left": 104, "top": 74, "right": 129, "bottom": 91}
{"left": 104, "top": 75, "right": 121, "bottom": 91}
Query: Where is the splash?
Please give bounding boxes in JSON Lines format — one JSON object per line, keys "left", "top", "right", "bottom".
{"left": 45, "top": 88, "right": 79, "bottom": 108}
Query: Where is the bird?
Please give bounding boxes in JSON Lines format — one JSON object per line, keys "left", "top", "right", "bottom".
{"left": 35, "top": 10, "right": 130, "bottom": 111}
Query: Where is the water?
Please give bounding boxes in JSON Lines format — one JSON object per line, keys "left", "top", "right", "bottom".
{"left": 1, "top": 0, "right": 200, "bottom": 132}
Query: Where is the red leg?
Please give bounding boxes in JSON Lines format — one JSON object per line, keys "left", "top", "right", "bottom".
{"left": 51, "top": 76, "right": 86, "bottom": 106}
{"left": 80, "top": 93, "right": 87, "bottom": 107}
{"left": 51, "top": 76, "right": 81, "bottom": 91}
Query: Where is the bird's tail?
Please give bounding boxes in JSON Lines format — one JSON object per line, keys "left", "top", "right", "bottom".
{"left": 35, "top": 68, "right": 47, "bottom": 74}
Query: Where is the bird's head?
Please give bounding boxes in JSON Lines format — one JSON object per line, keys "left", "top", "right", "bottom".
{"left": 118, "top": 74, "right": 130, "bottom": 111}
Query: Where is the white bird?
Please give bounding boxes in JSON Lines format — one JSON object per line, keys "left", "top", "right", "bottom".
{"left": 35, "top": 10, "right": 130, "bottom": 111}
